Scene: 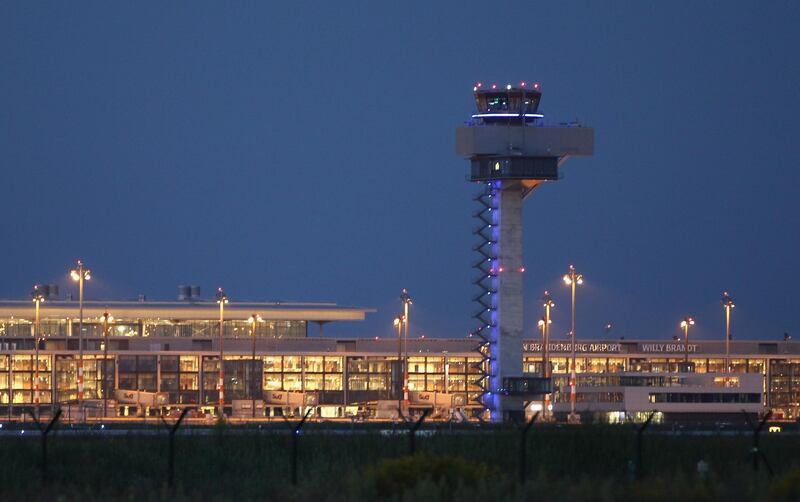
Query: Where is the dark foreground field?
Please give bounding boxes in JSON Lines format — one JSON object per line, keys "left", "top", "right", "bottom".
{"left": 2, "top": 423, "right": 800, "bottom": 501}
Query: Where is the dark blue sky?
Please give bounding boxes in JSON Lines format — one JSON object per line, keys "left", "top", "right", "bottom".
{"left": 2, "top": 2, "right": 798, "bottom": 342}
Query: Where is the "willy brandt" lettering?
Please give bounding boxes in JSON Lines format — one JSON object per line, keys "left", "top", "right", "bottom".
{"left": 640, "top": 343, "right": 698, "bottom": 353}
{"left": 522, "top": 342, "right": 700, "bottom": 354}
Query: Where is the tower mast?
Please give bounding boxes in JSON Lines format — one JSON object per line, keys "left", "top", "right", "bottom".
{"left": 456, "top": 81, "right": 594, "bottom": 422}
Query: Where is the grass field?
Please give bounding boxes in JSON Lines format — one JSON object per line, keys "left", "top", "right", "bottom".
{"left": 1, "top": 422, "right": 799, "bottom": 501}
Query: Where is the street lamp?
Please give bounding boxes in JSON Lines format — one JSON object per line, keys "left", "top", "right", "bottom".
{"left": 722, "top": 292, "right": 735, "bottom": 373}
{"left": 680, "top": 316, "right": 695, "bottom": 364}
{"left": 537, "top": 317, "right": 550, "bottom": 376}
{"left": 562, "top": 265, "right": 584, "bottom": 424}
{"left": 99, "top": 311, "right": 113, "bottom": 418}
{"left": 70, "top": 260, "right": 91, "bottom": 410}
{"left": 541, "top": 292, "right": 555, "bottom": 377}
{"left": 393, "top": 314, "right": 404, "bottom": 414}
{"left": 542, "top": 291, "right": 555, "bottom": 418}
{"left": 400, "top": 289, "right": 412, "bottom": 411}
{"left": 248, "top": 313, "right": 263, "bottom": 418}
{"left": 216, "top": 288, "right": 229, "bottom": 418}
{"left": 31, "top": 285, "right": 45, "bottom": 416}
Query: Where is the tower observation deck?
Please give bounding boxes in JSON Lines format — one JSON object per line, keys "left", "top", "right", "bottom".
{"left": 455, "top": 82, "right": 594, "bottom": 422}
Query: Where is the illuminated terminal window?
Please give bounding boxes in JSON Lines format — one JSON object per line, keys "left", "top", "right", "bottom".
{"left": 649, "top": 392, "right": 760, "bottom": 404}
{"left": 261, "top": 356, "right": 344, "bottom": 393}
{"left": 54, "top": 355, "right": 111, "bottom": 401}
{"left": 142, "top": 319, "right": 308, "bottom": 338}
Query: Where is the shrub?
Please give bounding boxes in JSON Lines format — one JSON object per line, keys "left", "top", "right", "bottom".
{"left": 771, "top": 468, "right": 800, "bottom": 501}
{"left": 365, "top": 454, "right": 495, "bottom": 498}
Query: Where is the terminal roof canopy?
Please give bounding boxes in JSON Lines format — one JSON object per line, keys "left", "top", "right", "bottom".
{"left": 0, "top": 300, "right": 374, "bottom": 322}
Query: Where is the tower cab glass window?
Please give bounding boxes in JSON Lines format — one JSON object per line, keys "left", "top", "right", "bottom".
{"left": 482, "top": 94, "right": 509, "bottom": 112}
{"left": 476, "top": 92, "right": 542, "bottom": 115}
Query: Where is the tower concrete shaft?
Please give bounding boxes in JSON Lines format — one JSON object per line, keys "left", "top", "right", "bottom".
{"left": 472, "top": 180, "right": 528, "bottom": 420}
{"left": 493, "top": 182, "right": 525, "bottom": 416}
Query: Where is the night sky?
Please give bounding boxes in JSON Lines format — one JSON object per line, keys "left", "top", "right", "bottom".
{"left": 2, "top": 2, "right": 798, "bottom": 342}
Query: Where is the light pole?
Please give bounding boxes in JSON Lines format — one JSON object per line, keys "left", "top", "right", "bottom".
{"left": 537, "top": 317, "right": 550, "bottom": 375}
{"left": 216, "top": 288, "right": 228, "bottom": 419}
{"left": 722, "top": 292, "right": 735, "bottom": 373}
{"left": 393, "top": 314, "right": 404, "bottom": 414}
{"left": 248, "top": 313, "right": 262, "bottom": 418}
{"left": 31, "top": 285, "right": 45, "bottom": 417}
{"left": 70, "top": 260, "right": 91, "bottom": 411}
{"left": 680, "top": 316, "right": 695, "bottom": 364}
{"left": 542, "top": 291, "right": 555, "bottom": 418}
{"left": 563, "top": 265, "right": 584, "bottom": 424}
{"left": 100, "top": 311, "right": 113, "bottom": 418}
{"left": 400, "top": 289, "right": 412, "bottom": 412}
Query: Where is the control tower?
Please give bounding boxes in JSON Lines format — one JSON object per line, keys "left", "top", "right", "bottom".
{"left": 455, "top": 82, "right": 594, "bottom": 422}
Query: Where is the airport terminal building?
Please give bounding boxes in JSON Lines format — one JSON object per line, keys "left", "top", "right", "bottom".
{"left": 0, "top": 296, "right": 797, "bottom": 422}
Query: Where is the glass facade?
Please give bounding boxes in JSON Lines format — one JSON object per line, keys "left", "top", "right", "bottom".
{"left": 2, "top": 319, "right": 307, "bottom": 339}
{"left": 9, "top": 355, "right": 52, "bottom": 404}
{"left": 525, "top": 356, "right": 628, "bottom": 374}
{"left": 0, "top": 321, "right": 791, "bottom": 420}
{"left": 54, "top": 355, "right": 112, "bottom": 402}
{"left": 649, "top": 392, "right": 760, "bottom": 404}
{"left": 144, "top": 320, "right": 306, "bottom": 338}
{"left": 524, "top": 356, "right": 765, "bottom": 376}
{"left": 768, "top": 359, "right": 800, "bottom": 419}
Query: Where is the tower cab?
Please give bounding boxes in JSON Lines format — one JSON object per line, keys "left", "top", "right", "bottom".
{"left": 471, "top": 82, "right": 543, "bottom": 124}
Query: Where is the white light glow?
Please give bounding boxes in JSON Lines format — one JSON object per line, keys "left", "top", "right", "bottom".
{"left": 471, "top": 113, "right": 544, "bottom": 119}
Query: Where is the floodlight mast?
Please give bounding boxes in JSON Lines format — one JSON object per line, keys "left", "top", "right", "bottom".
{"left": 456, "top": 82, "right": 594, "bottom": 423}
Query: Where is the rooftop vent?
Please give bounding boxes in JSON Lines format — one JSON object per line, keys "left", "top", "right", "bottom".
{"left": 177, "top": 285, "right": 201, "bottom": 301}
{"left": 38, "top": 284, "right": 59, "bottom": 300}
